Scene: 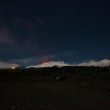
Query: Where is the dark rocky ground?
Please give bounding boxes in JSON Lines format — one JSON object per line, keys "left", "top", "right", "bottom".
{"left": 0, "top": 66, "right": 110, "bottom": 110}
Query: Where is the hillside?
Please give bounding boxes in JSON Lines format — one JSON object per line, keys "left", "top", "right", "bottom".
{"left": 0, "top": 66, "right": 110, "bottom": 83}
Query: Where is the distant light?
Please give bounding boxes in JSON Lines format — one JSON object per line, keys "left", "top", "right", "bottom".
{"left": 43, "top": 61, "right": 49, "bottom": 65}
{"left": 43, "top": 62, "right": 49, "bottom": 65}
{"left": 11, "top": 67, "right": 16, "bottom": 69}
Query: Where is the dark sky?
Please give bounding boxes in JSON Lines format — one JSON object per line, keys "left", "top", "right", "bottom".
{"left": 0, "top": 0, "right": 110, "bottom": 66}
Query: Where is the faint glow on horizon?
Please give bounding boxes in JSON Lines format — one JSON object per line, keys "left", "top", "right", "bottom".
{"left": 43, "top": 61, "right": 49, "bottom": 65}
{"left": 11, "top": 67, "right": 16, "bottom": 69}
{"left": 26, "top": 59, "right": 110, "bottom": 68}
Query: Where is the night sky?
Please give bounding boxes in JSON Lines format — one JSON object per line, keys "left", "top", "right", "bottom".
{"left": 0, "top": 0, "right": 110, "bottom": 66}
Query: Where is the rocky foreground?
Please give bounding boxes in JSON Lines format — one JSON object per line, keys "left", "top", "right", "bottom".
{"left": 0, "top": 66, "right": 110, "bottom": 110}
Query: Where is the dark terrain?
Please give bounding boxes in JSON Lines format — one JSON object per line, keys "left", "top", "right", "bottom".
{"left": 0, "top": 66, "right": 110, "bottom": 110}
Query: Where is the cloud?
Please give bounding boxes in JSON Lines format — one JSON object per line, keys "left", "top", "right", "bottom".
{"left": 0, "top": 27, "right": 16, "bottom": 46}
{"left": 36, "top": 16, "right": 45, "bottom": 25}
{"left": 0, "top": 59, "right": 109, "bottom": 69}
{"left": 75, "top": 59, "right": 110, "bottom": 67}
{"left": 28, "top": 61, "right": 69, "bottom": 68}
{"left": 0, "top": 61, "right": 19, "bottom": 69}
{"left": 13, "top": 55, "right": 55, "bottom": 66}
{"left": 27, "top": 59, "right": 110, "bottom": 68}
